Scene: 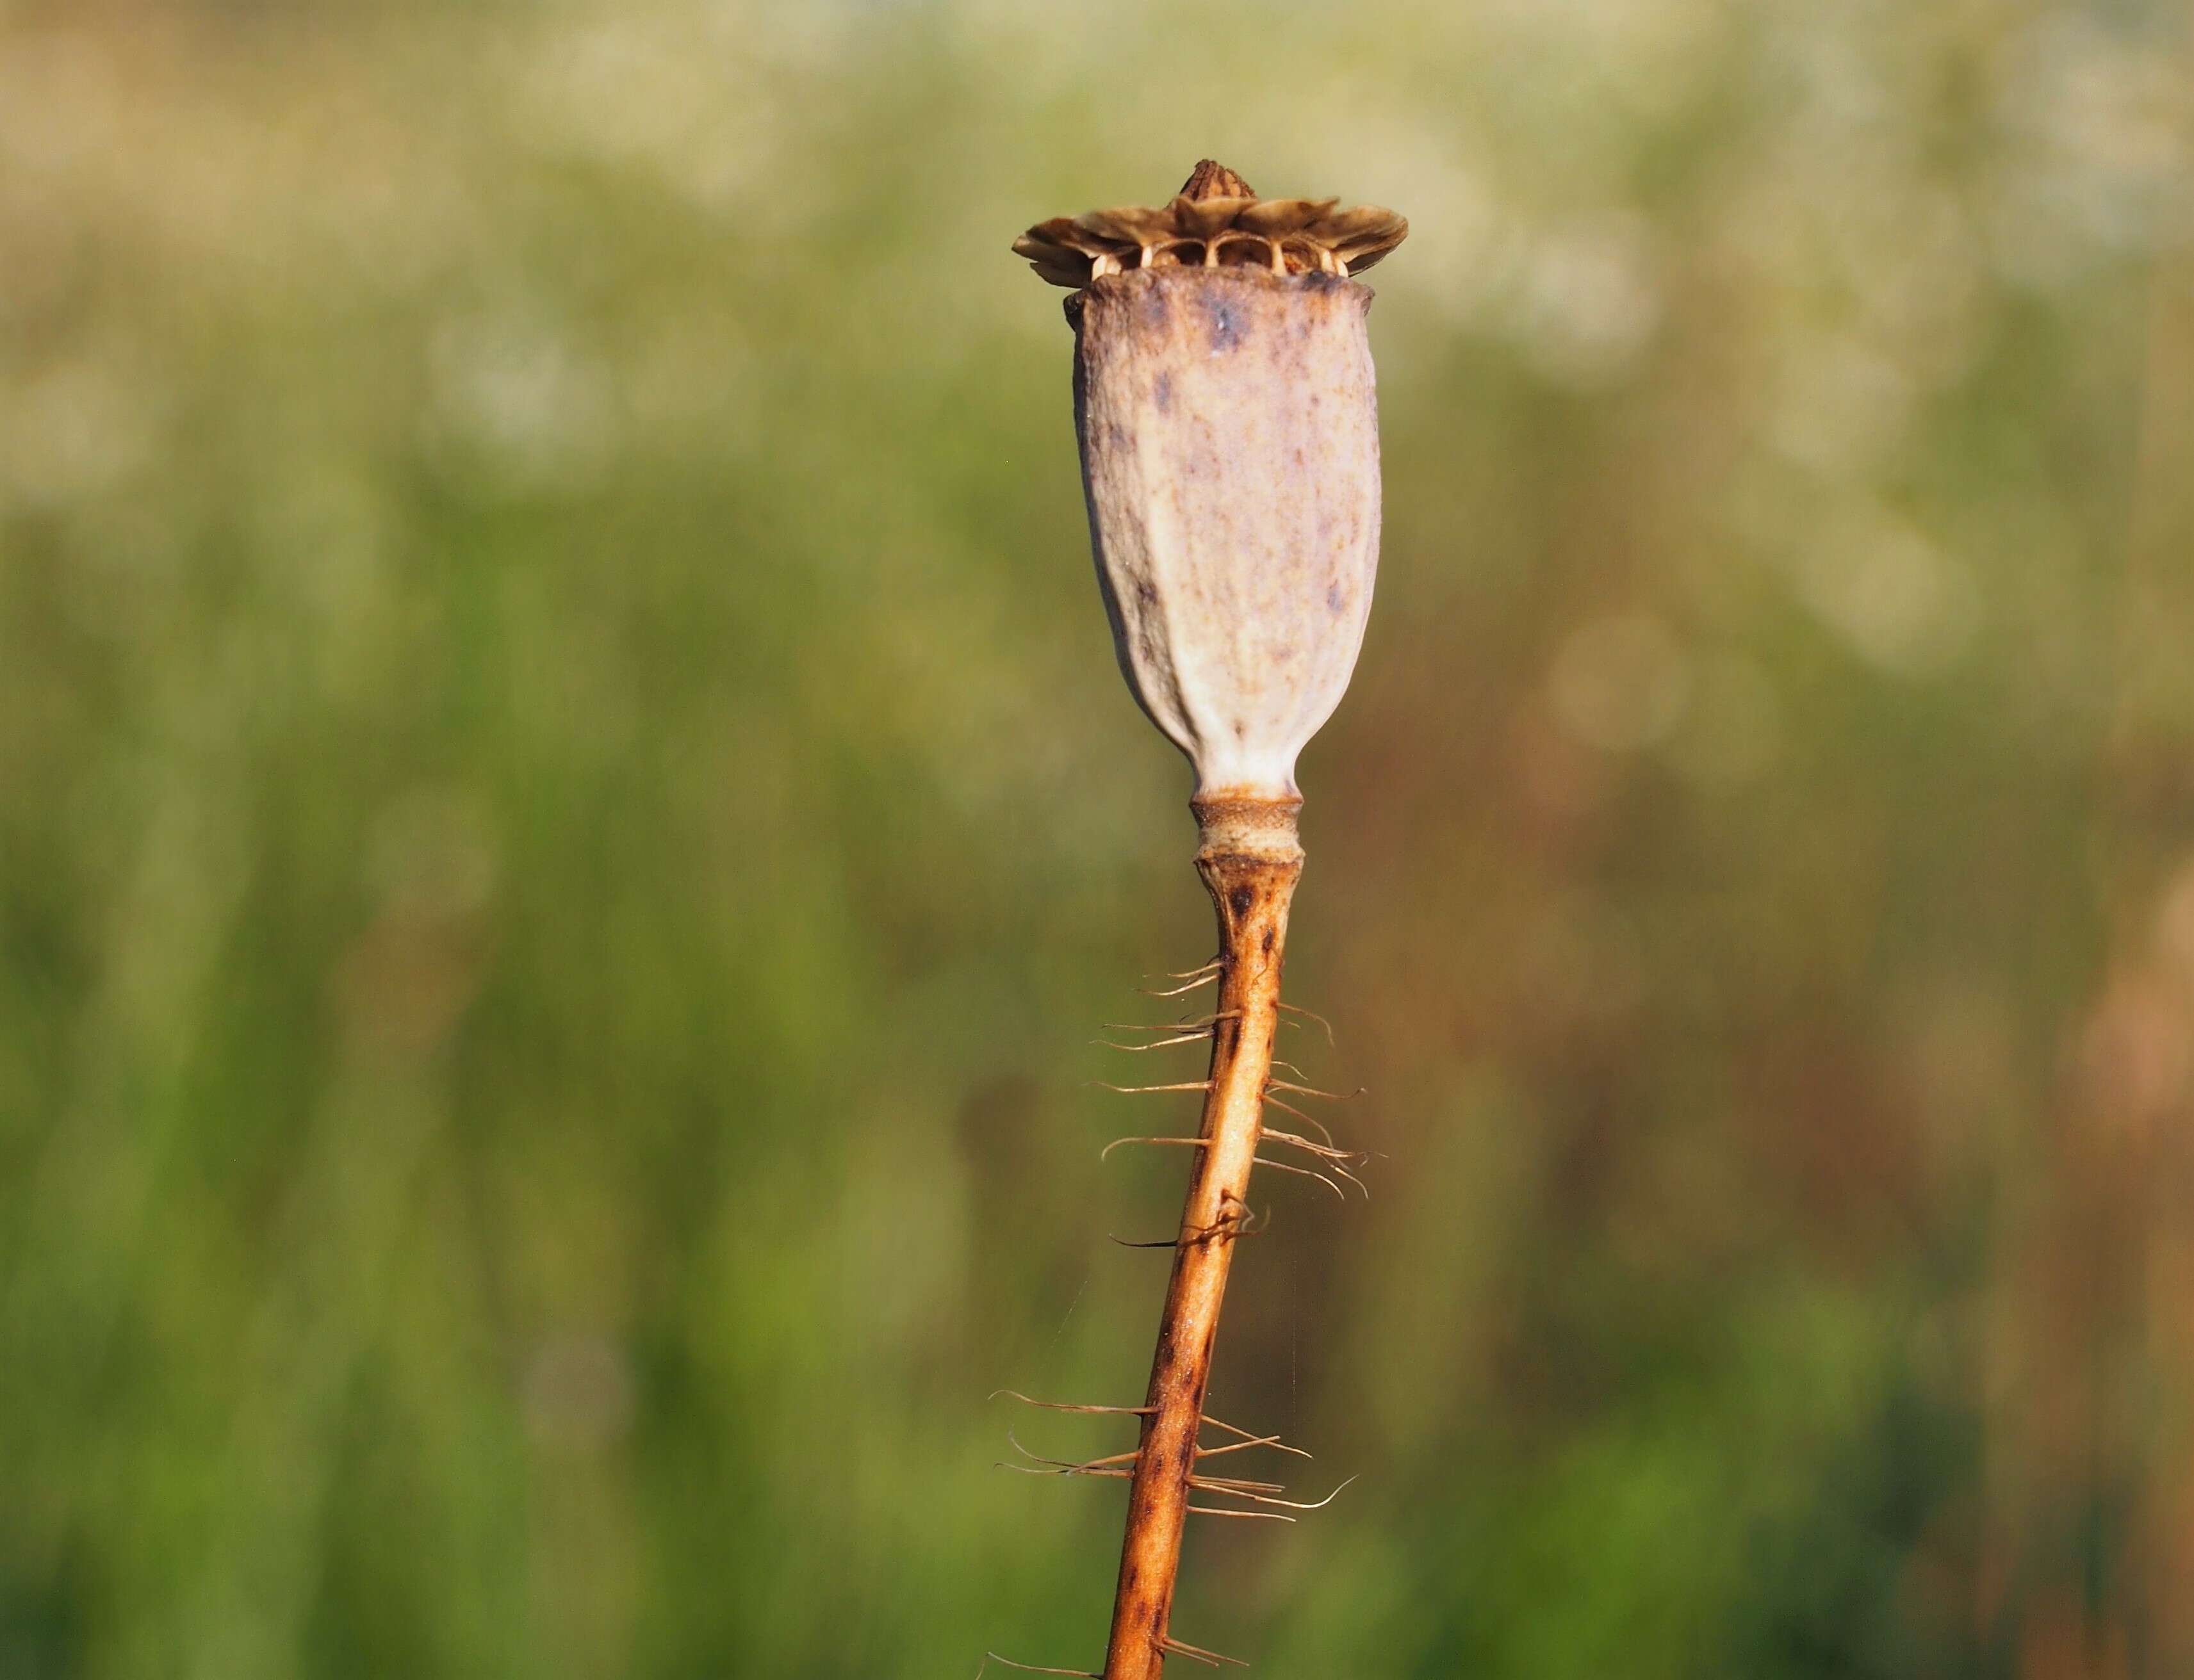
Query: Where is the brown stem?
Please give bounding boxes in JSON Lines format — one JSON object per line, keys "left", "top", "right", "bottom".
{"left": 1101, "top": 796, "right": 1302, "bottom": 1680}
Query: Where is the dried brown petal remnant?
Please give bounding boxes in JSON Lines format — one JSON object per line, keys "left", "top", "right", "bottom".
{"left": 1011, "top": 158, "right": 1408, "bottom": 290}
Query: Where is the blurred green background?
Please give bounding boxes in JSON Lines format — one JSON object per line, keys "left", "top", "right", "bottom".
{"left": 3, "top": 1, "right": 2192, "bottom": 1676}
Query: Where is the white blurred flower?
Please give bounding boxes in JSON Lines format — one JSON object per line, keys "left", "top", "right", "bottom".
{"left": 428, "top": 306, "right": 613, "bottom": 486}
{"left": 1510, "top": 215, "right": 1662, "bottom": 386}
{"left": 1794, "top": 505, "right": 1979, "bottom": 676}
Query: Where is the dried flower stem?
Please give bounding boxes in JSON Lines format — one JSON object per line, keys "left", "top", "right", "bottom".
{"left": 1101, "top": 799, "right": 1302, "bottom": 1680}
{"left": 1007, "top": 161, "right": 1404, "bottom": 1676}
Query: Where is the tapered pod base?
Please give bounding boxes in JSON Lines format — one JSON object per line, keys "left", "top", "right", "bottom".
{"left": 1101, "top": 795, "right": 1303, "bottom": 1680}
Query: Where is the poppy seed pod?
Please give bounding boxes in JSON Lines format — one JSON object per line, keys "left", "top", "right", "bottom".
{"left": 1004, "top": 163, "right": 1407, "bottom": 1680}
{"left": 1019, "top": 162, "right": 1405, "bottom": 861}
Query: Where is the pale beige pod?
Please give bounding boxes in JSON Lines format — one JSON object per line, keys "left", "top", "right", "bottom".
{"left": 1020, "top": 162, "right": 1405, "bottom": 856}
{"left": 1072, "top": 268, "right": 1380, "bottom": 815}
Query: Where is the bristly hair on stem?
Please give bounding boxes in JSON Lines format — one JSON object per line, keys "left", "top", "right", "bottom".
{"left": 1093, "top": 822, "right": 1310, "bottom": 1680}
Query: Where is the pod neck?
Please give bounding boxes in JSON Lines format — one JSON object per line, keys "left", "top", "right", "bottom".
{"left": 1191, "top": 792, "right": 1304, "bottom": 869}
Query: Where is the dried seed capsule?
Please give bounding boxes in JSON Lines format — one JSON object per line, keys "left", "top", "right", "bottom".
{"left": 1018, "top": 163, "right": 1404, "bottom": 854}
{"left": 1072, "top": 265, "right": 1380, "bottom": 813}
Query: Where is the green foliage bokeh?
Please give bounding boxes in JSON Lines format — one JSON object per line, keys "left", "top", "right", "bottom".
{"left": 3, "top": 2, "right": 2191, "bottom": 1676}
